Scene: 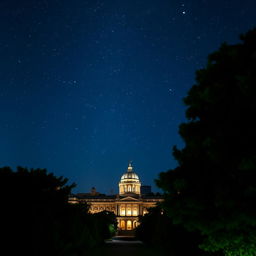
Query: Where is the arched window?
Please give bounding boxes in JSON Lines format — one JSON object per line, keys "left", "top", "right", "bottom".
{"left": 127, "top": 220, "right": 132, "bottom": 230}
{"left": 121, "top": 220, "right": 125, "bottom": 230}
{"left": 128, "top": 185, "right": 131, "bottom": 192}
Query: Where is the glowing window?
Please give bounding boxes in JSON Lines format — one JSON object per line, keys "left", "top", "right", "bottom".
{"left": 121, "top": 208, "right": 125, "bottom": 216}
{"left": 127, "top": 220, "right": 132, "bottom": 230}
{"left": 127, "top": 208, "right": 131, "bottom": 216}
{"left": 133, "top": 208, "right": 138, "bottom": 216}
{"left": 121, "top": 220, "right": 125, "bottom": 230}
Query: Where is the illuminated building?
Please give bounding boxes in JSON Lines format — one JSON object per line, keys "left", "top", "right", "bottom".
{"left": 69, "top": 162, "right": 163, "bottom": 231}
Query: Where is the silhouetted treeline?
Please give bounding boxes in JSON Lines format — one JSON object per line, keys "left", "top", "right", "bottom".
{"left": 138, "top": 28, "right": 256, "bottom": 256}
{"left": 135, "top": 206, "right": 205, "bottom": 256}
{"left": 0, "top": 166, "right": 116, "bottom": 256}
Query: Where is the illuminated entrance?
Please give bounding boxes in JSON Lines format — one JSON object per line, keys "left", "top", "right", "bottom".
{"left": 120, "top": 220, "right": 125, "bottom": 230}
{"left": 127, "top": 220, "right": 132, "bottom": 230}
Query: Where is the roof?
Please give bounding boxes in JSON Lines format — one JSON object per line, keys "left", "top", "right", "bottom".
{"left": 71, "top": 193, "right": 163, "bottom": 201}
{"left": 75, "top": 193, "right": 116, "bottom": 199}
{"left": 120, "top": 162, "right": 140, "bottom": 183}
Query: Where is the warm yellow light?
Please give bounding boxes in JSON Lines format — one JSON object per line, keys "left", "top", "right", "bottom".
{"left": 127, "top": 220, "right": 132, "bottom": 230}
{"left": 121, "top": 209, "right": 125, "bottom": 216}
{"left": 127, "top": 208, "right": 131, "bottom": 216}
{"left": 121, "top": 220, "right": 125, "bottom": 230}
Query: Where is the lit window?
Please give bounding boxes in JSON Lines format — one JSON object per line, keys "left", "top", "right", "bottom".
{"left": 121, "top": 220, "right": 125, "bottom": 230}
{"left": 127, "top": 208, "right": 131, "bottom": 216}
{"left": 121, "top": 208, "right": 125, "bottom": 216}
{"left": 127, "top": 220, "right": 132, "bottom": 230}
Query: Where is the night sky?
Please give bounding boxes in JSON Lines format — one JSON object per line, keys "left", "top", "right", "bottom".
{"left": 1, "top": 0, "right": 256, "bottom": 194}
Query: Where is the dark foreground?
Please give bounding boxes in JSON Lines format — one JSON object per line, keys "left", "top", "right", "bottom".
{"left": 88, "top": 236, "right": 168, "bottom": 256}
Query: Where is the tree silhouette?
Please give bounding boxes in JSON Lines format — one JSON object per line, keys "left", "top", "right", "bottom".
{"left": 135, "top": 206, "right": 203, "bottom": 255}
{"left": 0, "top": 167, "right": 116, "bottom": 256}
{"left": 156, "top": 28, "right": 256, "bottom": 256}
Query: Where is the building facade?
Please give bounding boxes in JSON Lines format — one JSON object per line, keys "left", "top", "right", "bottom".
{"left": 69, "top": 163, "right": 163, "bottom": 230}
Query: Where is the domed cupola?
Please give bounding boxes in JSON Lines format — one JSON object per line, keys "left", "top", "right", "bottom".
{"left": 119, "top": 162, "right": 141, "bottom": 195}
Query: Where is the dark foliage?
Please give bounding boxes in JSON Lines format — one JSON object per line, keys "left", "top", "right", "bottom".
{"left": 156, "top": 28, "right": 256, "bottom": 256}
{"left": 93, "top": 210, "right": 117, "bottom": 240}
{"left": 135, "top": 206, "right": 206, "bottom": 256}
{"left": 0, "top": 166, "right": 116, "bottom": 256}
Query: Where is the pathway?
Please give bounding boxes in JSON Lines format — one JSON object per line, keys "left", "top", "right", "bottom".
{"left": 88, "top": 236, "right": 168, "bottom": 256}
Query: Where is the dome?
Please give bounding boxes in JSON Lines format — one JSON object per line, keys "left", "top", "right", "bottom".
{"left": 119, "top": 162, "right": 141, "bottom": 195}
{"left": 119, "top": 162, "right": 140, "bottom": 183}
{"left": 121, "top": 172, "right": 139, "bottom": 181}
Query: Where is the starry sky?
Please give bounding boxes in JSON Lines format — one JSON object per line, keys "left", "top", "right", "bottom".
{"left": 0, "top": 0, "right": 256, "bottom": 194}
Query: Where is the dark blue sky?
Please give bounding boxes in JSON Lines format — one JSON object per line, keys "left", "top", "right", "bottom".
{"left": 1, "top": 0, "right": 255, "bottom": 194}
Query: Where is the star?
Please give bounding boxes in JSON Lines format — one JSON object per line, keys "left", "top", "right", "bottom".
{"left": 1, "top": 0, "right": 254, "bottom": 197}
{"left": 168, "top": 88, "right": 174, "bottom": 94}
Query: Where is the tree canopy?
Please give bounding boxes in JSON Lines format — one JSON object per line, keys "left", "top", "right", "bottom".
{"left": 0, "top": 166, "right": 116, "bottom": 256}
{"left": 156, "top": 28, "right": 256, "bottom": 256}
